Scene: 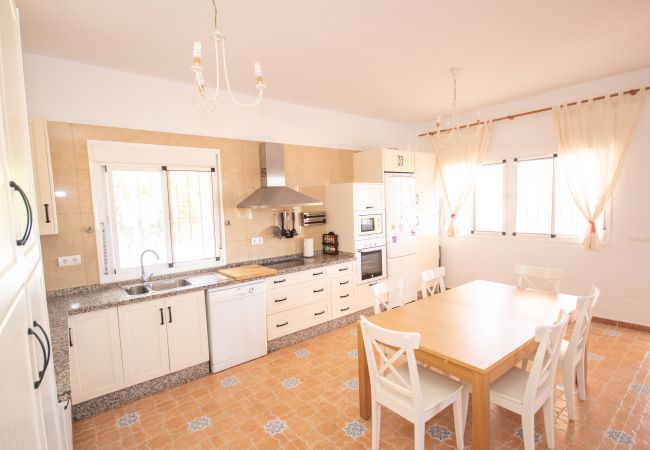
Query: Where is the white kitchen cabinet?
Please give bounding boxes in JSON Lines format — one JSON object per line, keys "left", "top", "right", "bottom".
{"left": 353, "top": 148, "right": 414, "bottom": 182}
{"left": 352, "top": 183, "right": 385, "bottom": 211}
{"left": 356, "top": 281, "right": 379, "bottom": 310}
{"left": 266, "top": 278, "right": 329, "bottom": 315}
{"left": 69, "top": 308, "right": 124, "bottom": 404}
{"left": 267, "top": 300, "right": 330, "bottom": 340}
{"left": 383, "top": 148, "right": 415, "bottom": 173}
{"left": 415, "top": 152, "right": 436, "bottom": 210}
{"left": 118, "top": 298, "right": 170, "bottom": 387}
{"left": 166, "top": 291, "right": 209, "bottom": 373}
{"left": 28, "top": 117, "right": 58, "bottom": 235}
{"left": 388, "top": 254, "right": 418, "bottom": 303}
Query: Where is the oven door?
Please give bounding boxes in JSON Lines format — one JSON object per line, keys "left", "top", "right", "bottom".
{"left": 356, "top": 245, "right": 387, "bottom": 283}
{"left": 355, "top": 212, "right": 385, "bottom": 239}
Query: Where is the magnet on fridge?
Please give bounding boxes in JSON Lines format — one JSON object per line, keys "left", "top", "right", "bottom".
{"left": 398, "top": 224, "right": 404, "bottom": 232}
{"left": 392, "top": 235, "right": 397, "bottom": 243}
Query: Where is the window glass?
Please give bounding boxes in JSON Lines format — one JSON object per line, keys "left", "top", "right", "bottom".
{"left": 111, "top": 170, "right": 168, "bottom": 268}
{"left": 516, "top": 158, "right": 553, "bottom": 234}
{"left": 474, "top": 163, "right": 505, "bottom": 232}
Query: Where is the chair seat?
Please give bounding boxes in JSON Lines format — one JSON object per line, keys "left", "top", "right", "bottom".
{"left": 490, "top": 366, "right": 529, "bottom": 406}
{"left": 382, "top": 364, "right": 462, "bottom": 413}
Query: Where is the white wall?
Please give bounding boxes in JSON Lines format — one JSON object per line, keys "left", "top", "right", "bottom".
{"left": 416, "top": 68, "right": 650, "bottom": 326}
{"left": 22, "top": 54, "right": 413, "bottom": 151}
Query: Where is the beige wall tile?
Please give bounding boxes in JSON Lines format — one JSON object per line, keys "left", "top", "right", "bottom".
{"left": 225, "top": 240, "right": 249, "bottom": 263}
{"left": 51, "top": 168, "right": 79, "bottom": 214}
{"left": 40, "top": 213, "right": 85, "bottom": 261}
{"left": 76, "top": 169, "right": 94, "bottom": 214}
{"left": 80, "top": 213, "right": 97, "bottom": 260}
{"left": 223, "top": 208, "right": 248, "bottom": 242}
{"left": 84, "top": 257, "right": 100, "bottom": 285}
{"left": 47, "top": 122, "right": 75, "bottom": 169}
{"left": 43, "top": 258, "right": 87, "bottom": 291}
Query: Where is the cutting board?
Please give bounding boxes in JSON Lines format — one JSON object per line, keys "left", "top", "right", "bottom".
{"left": 218, "top": 264, "right": 278, "bottom": 281}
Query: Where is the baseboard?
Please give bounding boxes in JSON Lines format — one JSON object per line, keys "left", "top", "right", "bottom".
{"left": 592, "top": 316, "right": 650, "bottom": 333}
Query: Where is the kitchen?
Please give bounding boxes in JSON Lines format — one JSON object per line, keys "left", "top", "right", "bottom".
{"left": 2, "top": 1, "right": 650, "bottom": 449}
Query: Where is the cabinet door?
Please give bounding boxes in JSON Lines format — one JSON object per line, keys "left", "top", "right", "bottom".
{"left": 415, "top": 152, "right": 436, "bottom": 210}
{"left": 0, "top": 289, "right": 45, "bottom": 450}
{"left": 166, "top": 292, "right": 209, "bottom": 373}
{"left": 28, "top": 118, "right": 58, "bottom": 235}
{"left": 356, "top": 280, "right": 380, "bottom": 311}
{"left": 118, "top": 299, "right": 170, "bottom": 387}
{"left": 388, "top": 254, "right": 417, "bottom": 303}
{"left": 398, "top": 151, "right": 415, "bottom": 172}
{"left": 69, "top": 308, "right": 124, "bottom": 403}
{"left": 353, "top": 183, "right": 384, "bottom": 211}
{"left": 382, "top": 148, "right": 403, "bottom": 172}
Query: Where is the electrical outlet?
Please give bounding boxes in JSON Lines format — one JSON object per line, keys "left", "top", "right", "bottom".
{"left": 58, "top": 255, "right": 81, "bottom": 267}
{"left": 250, "top": 237, "right": 263, "bottom": 245}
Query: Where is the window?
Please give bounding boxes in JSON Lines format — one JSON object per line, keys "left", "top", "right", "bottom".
{"left": 473, "top": 161, "right": 505, "bottom": 233}
{"left": 90, "top": 142, "right": 225, "bottom": 282}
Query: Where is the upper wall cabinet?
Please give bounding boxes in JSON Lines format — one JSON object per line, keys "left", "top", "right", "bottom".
{"left": 28, "top": 117, "right": 58, "bottom": 235}
{"left": 415, "top": 152, "right": 436, "bottom": 210}
{"left": 353, "top": 148, "right": 415, "bottom": 183}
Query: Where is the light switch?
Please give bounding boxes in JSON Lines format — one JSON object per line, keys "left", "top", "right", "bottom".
{"left": 58, "top": 255, "right": 81, "bottom": 267}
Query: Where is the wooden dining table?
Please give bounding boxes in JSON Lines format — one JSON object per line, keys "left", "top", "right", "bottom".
{"left": 357, "top": 280, "right": 580, "bottom": 450}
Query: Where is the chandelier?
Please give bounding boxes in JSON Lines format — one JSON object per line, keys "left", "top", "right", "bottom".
{"left": 191, "top": 0, "right": 266, "bottom": 110}
{"left": 434, "top": 67, "right": 463, "bottom": 141}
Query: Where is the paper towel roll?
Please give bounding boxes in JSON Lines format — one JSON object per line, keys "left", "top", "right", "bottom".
{"left": 303, "top": 238, "right": 314, "bottom": 258}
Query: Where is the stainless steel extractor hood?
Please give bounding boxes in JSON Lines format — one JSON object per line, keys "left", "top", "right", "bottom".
{"left": 237, "top": 142, "right": 323, "bottom": 209}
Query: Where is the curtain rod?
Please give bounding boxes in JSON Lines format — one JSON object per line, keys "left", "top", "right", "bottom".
{"left": 418, "top": 85, "right": 650, "bottom": 137}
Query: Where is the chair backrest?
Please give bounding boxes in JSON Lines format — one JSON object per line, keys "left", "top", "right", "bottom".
{"left": 371, "top": 277, "right": 405, "bottom": 314}
{"left": 514, "top": 264, "right": 563, "bottom": 294}
{"left": 359, "top": 316, "right": 423, "bottom": 413}
{"left": 524, "top": 309, "right": 569, "bottom": 406}
{"left": 420, "top": 267, "right": 446, "bottom": 298}
{"left": 565, "top": 286, "right": 600, "bottom": 366}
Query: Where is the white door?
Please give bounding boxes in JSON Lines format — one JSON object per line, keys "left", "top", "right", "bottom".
{"left": 388, "top": 254, "right": 417, "bottom": 303}
{"left": 69, "top": 308, "right": 125, "bottom": 403}
{"left": 0, "top": 289, "right": 46, "bottom": 450}
{"left": 28, "top": 117, "right": 58, "bottom": 235}
{"left": 415, "top": 152, "right": 436, "bottom": 210}
{"left": 385, "top": 174, "right": 417, "bottom": 258}
{"left": 118, "top": 299, "right": 170, "bottom": 387}
{"left": 166, "top": 291, "right": 209, "bottom": 372}
{"left": 26, "top": 266, "right": 64, "bottom": 450}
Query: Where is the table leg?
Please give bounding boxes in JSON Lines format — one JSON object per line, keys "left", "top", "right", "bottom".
{"left": 471, "top": 373, "right": 490, "bottom": 449}
{"left": 358, "top": 321, "right": 371, "bottom": 419}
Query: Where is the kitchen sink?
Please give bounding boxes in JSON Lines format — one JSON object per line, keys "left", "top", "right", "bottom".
{"left": 123, "top": 284, "right": 150, "bottom": 295}
{"left": 148, "top": 278, "right": 192, "bottom": 291}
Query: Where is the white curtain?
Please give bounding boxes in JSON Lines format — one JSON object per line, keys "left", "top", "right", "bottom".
{"left": 429, "top": 122, "right": 492, "bottom": 237}
{"left": 553, "top": 91, "right": 645, "bottom": 250}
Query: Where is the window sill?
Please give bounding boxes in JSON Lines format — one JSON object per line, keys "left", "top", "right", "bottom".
{"left": 99, "top": 258, "right": 227, "bottom": 285}
{"left": 444, "top": 231, "right": 610, "bottom": 247}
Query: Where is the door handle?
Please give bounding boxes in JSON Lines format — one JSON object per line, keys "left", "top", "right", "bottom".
{"left": 339, "top": 281, "right": 349, "bottom": 286}
{"left": 274, "top": 297, "right": 288, "bottom": 303}
{"left": 27, "top": 324, "right": 50, "bottom": 389}
{"left": 339, "top": 293, "right": 350, "bottom": 299}
{"left": 10, "top": 181, "right": 33, "bottom": 246}
{"left": 314, "top": 310, "right": 325, "bottom": 316}
{"left": 273, "top": 279, "right": 286, "bottom": 284}
{"left": 159, "top": 307, "right": 165, "bottom": 325}
{"left": 44, "top": 203, "right": 51, "bottom": 223}
{"left": 276, "top": 321, "right": 289, "bottom": 328}
{"left": 340, "top": 307, "right": 350, "bottom": 312}
{"left": 313, "top": 288, "right": 324, "bottom": 293}
{"left": 167, "top": 306, "right": 172, "bottom": 323}
{"left": 68, "top": 327, "right": 73, "bottom": 347}
{"left": 312, "top": 271, "right": 323, "bottom": 276}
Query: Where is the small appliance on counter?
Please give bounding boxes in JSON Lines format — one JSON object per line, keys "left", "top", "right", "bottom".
{"left": 303, "top": 237, "right": 314, "bottom": 258}
{"left": 322, "top": 232, "right": 339, "bottom": 255}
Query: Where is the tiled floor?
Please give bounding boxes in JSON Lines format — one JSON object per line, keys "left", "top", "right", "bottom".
{"left": 73, "top": 321, "right": 649, "bottom": 449}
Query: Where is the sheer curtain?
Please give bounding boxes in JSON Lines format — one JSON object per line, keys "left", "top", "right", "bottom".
{"left": 553, "top": 91, "right": 645, "bottom": 250}
{"left": 429, "top": 122, "right": 492, "bottom": 237}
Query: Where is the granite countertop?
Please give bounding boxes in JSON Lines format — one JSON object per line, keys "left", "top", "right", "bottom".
{"left": 47, "top": 252, "right": 355, "bottom": 402}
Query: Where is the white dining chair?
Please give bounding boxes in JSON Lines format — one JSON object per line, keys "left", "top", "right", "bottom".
{"left": 475, "top": 310, "right": 569, "bottom": 450}
{"left": 371, "top": 277, "right": 406, "bottom": 314}
{"left": 359, "top": 316, "right": 465, "bottom": 450}
{"left": 420, "top": 267, "right": 446, "bottom": 298}
{"left": 560, "top": 286, "right": 600, "bottom": 421}
{"left": 514, "top": 264, "right": 564, "bottom": 294}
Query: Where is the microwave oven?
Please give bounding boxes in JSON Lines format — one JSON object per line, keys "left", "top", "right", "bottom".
{"left": 355, "top": 211, "right": 385, "bottom": 239}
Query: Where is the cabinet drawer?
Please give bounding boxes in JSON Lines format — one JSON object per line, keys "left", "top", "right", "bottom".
{"left": 267, "top": 301, "right": 330, "bottom": 340}
{"left": 330, "top": 272, "right": 354, "bottom": 291}
{"left": 265, "top": 267, "right": 327, "bottom": 290}
{"left": 327, "top": 262, "right": 354, "bottom": 277}
{"left": 266, "top": 278, "right": 329, "bottom": 315}
{"left": 332, "top": 296, "right": 357, "bottom": 319}
{"left": 357, "top": 281, "right": 381, "bottom": 310}
{"left": 331, "top": 284, "right": 354, "bottom": 303}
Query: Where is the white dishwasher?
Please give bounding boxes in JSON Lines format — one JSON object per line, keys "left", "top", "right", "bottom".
{"left": 206, "top": 281, "right": 268, "bottom": 373}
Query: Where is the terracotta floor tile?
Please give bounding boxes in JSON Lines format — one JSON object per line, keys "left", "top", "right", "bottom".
{"left": 73, "top": 321, "right": 648, "bottom": 449}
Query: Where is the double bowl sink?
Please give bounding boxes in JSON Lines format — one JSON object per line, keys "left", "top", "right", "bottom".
{"left": 122, "top": 273, "right": 230, "bottom": 296}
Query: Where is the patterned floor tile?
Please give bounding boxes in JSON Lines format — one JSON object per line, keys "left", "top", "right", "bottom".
{"left": 603, "top": 328, "right": 622, "bottom": 337}
{"left": 281, "top": 377, "right": 301, "bottom": 389}
{"left": 71, "top": 321, "right": 650, "bottom": 450}
{"left": 588, "top": 351, "right": 604, "bottom": 361}
{"left": 514, "top": 427, "right": 543, "bottom": 443}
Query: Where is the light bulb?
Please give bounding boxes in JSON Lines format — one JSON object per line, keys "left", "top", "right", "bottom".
{"left": 193, "top": 41, "right": 202, "bottom": 64}
{"left": 254, "top": 62, "right": 263, "bottom": 84}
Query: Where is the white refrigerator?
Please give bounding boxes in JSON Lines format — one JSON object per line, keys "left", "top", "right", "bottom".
{"left": 384, "top": 173, "right": 418, "bottom": 302}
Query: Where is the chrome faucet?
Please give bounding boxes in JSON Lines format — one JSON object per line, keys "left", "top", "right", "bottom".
{"left": 140, "top": 249, "right": 160, "bottom": 283}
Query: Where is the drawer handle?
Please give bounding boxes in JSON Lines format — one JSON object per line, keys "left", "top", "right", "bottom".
{"left": 339, "top": 281, "right": 349, "bottom": 286}
{"left": 314, "top": 310, "right": 325, "bottom": 316}
{"left": 274, "top": 279, "right": 286, "bottom": 284}
{"left": 274, "top": 297, "right": 288, "bottom": 303}
{"left": 159, "top": 307, "right": 164, "bottom": 325}
{"left": 313, "top": 288, "right": 324, "bottom": 293}
{"left": 276, "top": 321, "right": 289, "bottom": 328}
{"left": 338, "top": 267, "right": 348, "bottom": 272}
{"left": 312, "top": 271, "right": 324, "bottom": 276}
{"left": 369, "top": 282, "right": 378, "bottom": 287}
{"left": 339, "top": 293, "right": 350, "bottom": 299}
{"left": 340, "top": 307, "right": 350, "bottom": 312}
{"left": 365, "top": 206, "right": 373, "bottom": 209}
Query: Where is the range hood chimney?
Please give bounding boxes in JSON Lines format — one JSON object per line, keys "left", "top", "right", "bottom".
{"left": 237, "top": 143, "right": 323, "bottom": 209}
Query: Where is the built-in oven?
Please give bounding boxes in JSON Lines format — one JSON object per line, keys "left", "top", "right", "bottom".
{"left": 355, "top": 210, "right": 385, "bottom": 240}
{"left": 355, "top": 241, "right": 387, "bottom": 284}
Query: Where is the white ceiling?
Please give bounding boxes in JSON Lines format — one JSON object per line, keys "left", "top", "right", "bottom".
{"left": 16, "top": 0, "right": 650, "bottom": 123}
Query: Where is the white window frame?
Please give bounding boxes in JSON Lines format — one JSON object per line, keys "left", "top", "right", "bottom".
{"left": 471, "top": 159, "right": 507, "bottom": 236}
{"left": 88, "top": 141, "right": 227, "bottom": 284}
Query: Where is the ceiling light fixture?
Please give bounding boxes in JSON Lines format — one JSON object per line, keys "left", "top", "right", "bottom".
{"left": 435, "top": 67, "right": 464, "bottom": 140}
{"left": 191, "top": 0, "right": 266, "bottom": 110}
